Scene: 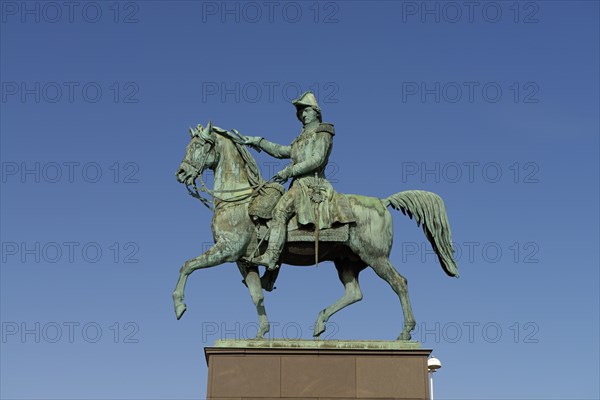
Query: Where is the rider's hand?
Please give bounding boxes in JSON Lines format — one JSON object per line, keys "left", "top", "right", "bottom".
{"left": 243, "top": 136, "right": 263, "bottom": 147}
{"left": 273, "top": 166, "right": 292, "bottom": 184}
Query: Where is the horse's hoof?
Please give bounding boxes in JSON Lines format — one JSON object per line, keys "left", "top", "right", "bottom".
{"left": 175, "top": 303, "right": 187, "bottom": 320}
{"left": 397, "top": 321, "right": 416, "bottom": 341}
{"left": 257, "top": 323, "right": 270, "bottom": 339}
{"left": 313, "top": 311, "right": 327, "bottom": 337}
{"left": 313, "top": 324, "right": 325, "bottom": 338}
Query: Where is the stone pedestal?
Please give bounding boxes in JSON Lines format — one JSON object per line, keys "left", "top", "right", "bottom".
{"left": 204, "top": 340, "right": 431, "bottom": 399}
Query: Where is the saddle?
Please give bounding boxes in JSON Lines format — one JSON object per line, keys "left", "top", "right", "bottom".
{"left": 244, "top": 182, "right": 353, "bottom": 292}
{"left": 248, "top": 182, "right": 352, "bottom": 243}
{"left": 256, "top": 218, "right": 350, "bottom": 243}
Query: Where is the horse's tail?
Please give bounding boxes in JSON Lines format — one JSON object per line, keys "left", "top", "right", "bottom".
{"left": 383, "top": 190, "right": 459, "bottom": 277}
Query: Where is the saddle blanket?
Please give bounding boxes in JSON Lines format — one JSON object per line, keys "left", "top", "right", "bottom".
{"left": 256, "top": 221, "right": 349, "bottom": 243}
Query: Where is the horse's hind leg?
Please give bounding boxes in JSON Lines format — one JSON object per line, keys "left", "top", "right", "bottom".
{"left": 313, "top": 261, "right": 363, "bottom": 338}
{"left": 370, "top": 257, "right": 416, "bottom": 340}
{"left": 239, "top": 262, "right": 270, "bottom": 339}
{"left": 172, "top": 240, "right": 236, "bottom": 320}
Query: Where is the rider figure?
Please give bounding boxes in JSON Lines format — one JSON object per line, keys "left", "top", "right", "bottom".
{"left": 243, "top": 91, "right": 343, "bottom": 270}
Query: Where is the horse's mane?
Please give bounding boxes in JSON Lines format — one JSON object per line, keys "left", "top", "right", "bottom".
{"left": 230, "top": 139, "right": 264, "bottom": 187}
{"left": 234, "top": 142, "right": 264, "bottom": 186}
{"left": 204, "top": 125, "right": 264, "bottom": 187}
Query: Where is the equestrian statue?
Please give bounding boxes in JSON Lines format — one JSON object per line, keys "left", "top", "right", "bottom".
{"left": 173, "top": 92, "right": 459, "bottom": 341}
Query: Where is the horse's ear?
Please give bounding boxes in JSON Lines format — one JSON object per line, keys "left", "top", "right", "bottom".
{"left": 201, "top": 121, "right": 214, "bottom": 142}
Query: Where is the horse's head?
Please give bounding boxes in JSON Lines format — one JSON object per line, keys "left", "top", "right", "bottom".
{"left": 176, "top": 121, "right": 219, "bottom": 187}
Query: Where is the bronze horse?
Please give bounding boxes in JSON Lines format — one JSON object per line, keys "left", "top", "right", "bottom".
{"left": 173, "top": 123, "right": 458, "bottom": 340}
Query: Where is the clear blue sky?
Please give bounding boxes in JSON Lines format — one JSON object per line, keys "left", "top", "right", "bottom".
{"left": 1, "top": 1, "right": 598, "bottom": 399}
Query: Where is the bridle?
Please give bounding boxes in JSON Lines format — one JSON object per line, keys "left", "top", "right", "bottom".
{"left": 182, "top": 131, "right": 272, "bottom": 211}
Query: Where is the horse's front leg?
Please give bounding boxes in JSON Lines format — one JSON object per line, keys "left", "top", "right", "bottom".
{"left": 238, "top": 262, "right": 270, "bottom": 339}
{"left": 173, "top": 239, "right": 239, "bottom": 320}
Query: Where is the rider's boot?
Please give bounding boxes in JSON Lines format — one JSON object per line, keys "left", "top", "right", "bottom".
{"left": 252, "top": 218, "right": 286, "bottom": 271}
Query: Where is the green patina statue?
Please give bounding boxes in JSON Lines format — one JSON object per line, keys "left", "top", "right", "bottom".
{"left": 242, "top": 92, "right": 354, "bottom": 270}
{"left": 173, "top": 91, "right": 459, "bottom": 341}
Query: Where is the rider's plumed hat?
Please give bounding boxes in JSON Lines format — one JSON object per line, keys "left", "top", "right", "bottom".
{"left": 293, "top": 91, "right": 321, "bottom": 121}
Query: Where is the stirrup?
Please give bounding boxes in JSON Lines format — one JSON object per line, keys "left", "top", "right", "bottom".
{"left": 251, "top": 251, "right": 279, "bottom": 270}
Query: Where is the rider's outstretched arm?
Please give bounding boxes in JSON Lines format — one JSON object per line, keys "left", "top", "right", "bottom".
{"left": 258, "top": 139, "right": 291, "bottom": 159}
